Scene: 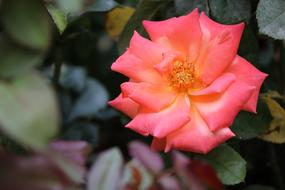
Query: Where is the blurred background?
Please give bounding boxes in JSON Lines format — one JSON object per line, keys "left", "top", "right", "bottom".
{"left": 0, "top": 0, "right": 284, "bottom": 190}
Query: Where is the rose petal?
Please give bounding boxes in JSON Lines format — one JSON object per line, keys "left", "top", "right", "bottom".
{"left": 129, "top": 31, "right": 169, "bottom": 66}
{"left": 126, "top": 95, "right": 191, "bottom": 138}
{"left": 108, "top": 94, "right": 139, "bottom": 118}
{"left": 226, "top": 56, "right": 268, "bottom": 113}
{"left": 143, "top": 8, "right": 202, "bottom": 61}
{"left": 189, "top": 73, "right": 236, "bottom": 95}
{"left": 121, "top": 82, "right": 177, "bottom": 111}
{"left": 111, "top": 50, "right": 165, "bottom": 84}
{"left": 196, "top": 12, "right": 244, "bottom": 84}
{"left": 192, "top": 81, "right": 255, "bottom": 131}
{"left": 166, "top": 107, "right": 235, "bottom": 154}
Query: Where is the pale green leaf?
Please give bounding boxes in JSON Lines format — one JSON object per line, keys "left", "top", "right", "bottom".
{"left": 0, "top": 73, "right": 59, "bottom": 150}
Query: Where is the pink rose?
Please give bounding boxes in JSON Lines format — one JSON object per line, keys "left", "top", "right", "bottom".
{"left": 109, "top": 9, "right": 267, "bottom": 153}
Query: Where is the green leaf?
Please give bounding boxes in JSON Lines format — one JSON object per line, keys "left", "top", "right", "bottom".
{"left": 87, "top": 148, "right": 123, "bottom": 190}
{"left": 68, "top": 79, "right": 109, "bottom": 122}
{"left": 1, "top": 0, "right": 52, "bottom": 50}
{"left": 47, "top": 5, "right": 68, "bottom": 34}
{"left": 88, "top": 0, "right": 119, "bottom": 12}
{"left": 238, "top": 26, "right": 259, "bottom": 67}
{"left": 199, "top": 144, "right": 246, "bottom": 185}
{"left": 0, "top": 35, "right": 43, "bottom": 78}
{"left": 232, "top": 98, "right": 272, "bottom": 140}
{"left": 62, "top": 122, "right": 99, "bottom": 146}
{"left": 118, "top": 0, "right": 168, "bottom": 54}
{"left": 209, "top": 0, "right": 251, "bottom": 24}
{"left": 0, "top": 73, "right": 59, "bottom": 150}
{"left": 175, "top": 0, "right": 208, "bottom": 15}
{"left": 256, "top": 0, "right": 285, "bottom": 40}
{"left": 56, "top": 0, "right": 84, "bottom": 13}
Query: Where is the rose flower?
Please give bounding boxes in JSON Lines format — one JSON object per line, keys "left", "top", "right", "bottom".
{"left": 109, "top": 9, "right": 267, "bottom": 153}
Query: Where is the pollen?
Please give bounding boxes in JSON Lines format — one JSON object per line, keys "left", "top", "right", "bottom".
{"left": 168, "top": 59, "right": 197, "bottom": 91}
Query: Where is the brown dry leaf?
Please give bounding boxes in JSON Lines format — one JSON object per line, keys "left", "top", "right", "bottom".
{"left": 260, "top": 96, "right": 285, "bottom": 143}
{"left": 106, "top": 6, "right": 135, "bottom": 40}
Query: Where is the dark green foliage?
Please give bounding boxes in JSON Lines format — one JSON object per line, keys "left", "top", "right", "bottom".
{"left": 0, "top": 0, "right": 284, "bottom": 190}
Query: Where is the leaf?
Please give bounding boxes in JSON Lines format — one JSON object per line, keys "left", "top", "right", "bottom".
{"left": 174, "top": 0, "right": 208, "bottom": 15}
{"left": 62, "top": 122, "right": 99, "bottom": 146}
{"left": 1, "top": 0, "right": 52, "bottom": 50}
{"left": 0, "top": 73, "right": 59, "bottom": 150}
{"left": 260, "top": 96, "right": 285, "bottom": 143}
{"left": 47, "top": 5, "right": 68, "bottom": 34}
{"left": 232, "top": 98, "right": 272, "bottom": 140}
{"left": 68, "top": 79, "right": 109, "bottom": 122}
{"left": 0, "top": 35, "right": 44, "bottom": 77}
{"left": 87, "top": 148, "right": 123, "bottom": 190}
{"left": 173, "top": 151, "right": 223, "bottom": 190}
{"left": 209, "top": 0, "right": 251, "bottom": 24}
{"left": 118, "top": 0, "right": 169, "bottom": 54}
{"left": 198, "top": 144, "right": 246, "bottom": 185}
{"left": 60, "top": 66, "right": 88, "bottom": 92}
{"left": 121, "top": 159, "right": 154, "bottom": 190}
{"left": 56, "top": 0, "right": 84, "bottom": 13}
{"left": 106, "top": 6, "right": 135, "bottom": 40}
{"left": 262, "top": 91, "right": 285, "bottom": 101}
{"left": 238, "top": 26, "right": 259, "bottom": 67}
{"left": 128, "top": 141, "right": 163, "bottom": 174}
{"left": 49, "top": 140, "right": 92, "bottom": 166}
{"left": 256, "top": 0, "right": 285, "bottom": 40}
{"left": 88, "top": 0, "right": 119, "bottom": 12}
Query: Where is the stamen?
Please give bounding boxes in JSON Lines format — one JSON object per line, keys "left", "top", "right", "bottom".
{"left": 168, "top": 59, "right": 197, "bottom": 91}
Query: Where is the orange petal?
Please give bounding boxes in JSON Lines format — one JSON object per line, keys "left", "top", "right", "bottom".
{"left": 196, "top": 12, "right": 244, "bottom": 84}
{"left": 143, "top": 8, "right": 202, "bottom": 61}
{"left": 226, "top": 56, "right": 268, "bottom": 113}
{"left": 189, "top": 73, "right": 236, "bottom": 95}
{"left": 126, "top": 95, "right": 190, "bottom": 138}
{"left": 192, "top": 81, "right": 255, "bottom": 131}
{"left": 111, "top": 50, "right": 165, "bottom": 84}
{"left": 108, "top": 94, "right": 139, "bottom": 118}
{"left": 121, "top": 82, "right": 176, "bottom": 112}
{"left": 166, "top": 107, "right": 235, "bottom": 154}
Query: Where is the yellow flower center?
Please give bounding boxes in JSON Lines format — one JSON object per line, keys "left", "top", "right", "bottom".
{"left": 168, "top": 59, "right": 203, "bottom": 91}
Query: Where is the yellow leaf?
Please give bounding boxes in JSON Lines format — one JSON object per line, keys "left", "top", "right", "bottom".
{"left": 105, "top": 6, "right": 135, "bottom": 40}
{"left": 262, "top": 90, "right": 285, "bottom": 101}
{"left": 260, "top": 97, "right": 285, "bottom": 143}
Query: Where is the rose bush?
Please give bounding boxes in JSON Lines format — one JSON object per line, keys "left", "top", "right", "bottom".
{"left": 109, "top": 9, "right": 267, "bottom": 153}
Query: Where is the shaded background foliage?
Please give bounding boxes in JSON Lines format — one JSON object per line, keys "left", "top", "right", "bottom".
{"left": 0, "top": 0, "right": 285, "bottom": 190}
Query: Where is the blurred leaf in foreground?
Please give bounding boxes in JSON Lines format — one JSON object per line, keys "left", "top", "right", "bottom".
{"left": 1, "top": 0, "right": 52, "bottom": 50}
{"left": 260, "top": 96, "right": 285, "bottom": 143}
{"left": 0, "top": 73, "right": 59, "bottom": 150}
{"left": 0, "top": 35, "right": 44, "bottom": 77}
{"left": 173, "top": 151, "right": 223, "bottom": 190}
{"left": 128, "top": 141, "right": 163, "bottom": 174}
{"left": 0, "top": 140, "right": 91, "bottom": 190}
{"left": 87, "top": 148, "right": 123, "bottom": 190}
